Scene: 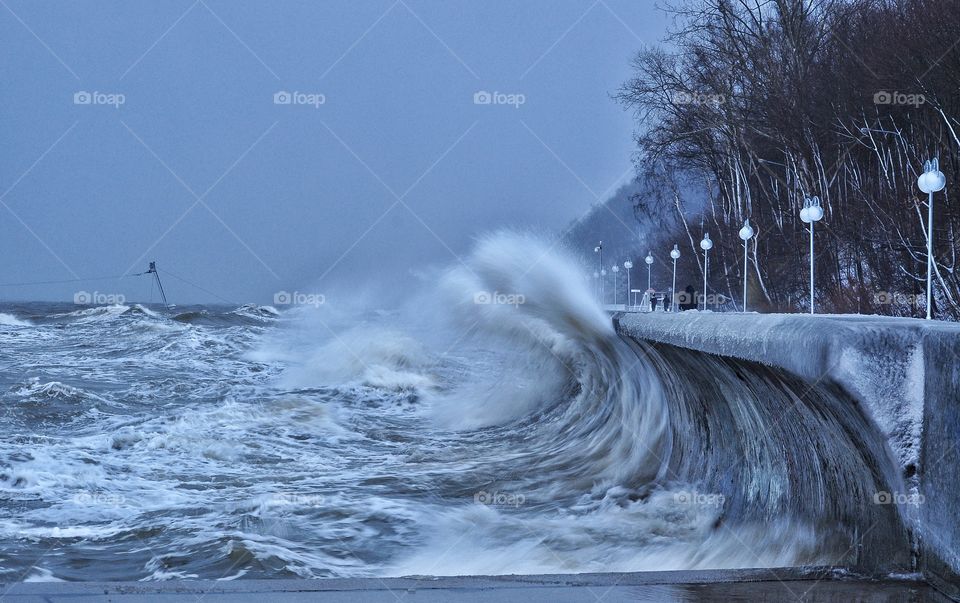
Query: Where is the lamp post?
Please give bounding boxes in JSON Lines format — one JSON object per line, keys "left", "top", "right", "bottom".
{"left": 624, "top": 261, "right": 633, "bottom": 308}
{"left": 600, "top": 268, "right": 607, "bottom": 303}
{"left": 799, "top": 196, "right": 824, "bottom": 314}
{"left": 594, "top": 242, "right": 603, "bottom": 303}
{"left": 738, "top": 219, "right": 754, "bottom": 312}
{"left": 611, "top": 265, "right": 619, "bottom": 306}
{"left": 918, "top": 159, "right": 946, "bottom": 320}
{"left": 700, "top": 234, "right": 713, "bottom": 311}
{"left": 670, "top": 244, "right": 680, "bottom": 312}
{"left": 645, "top": 252, "right": 653, "bottom": 289}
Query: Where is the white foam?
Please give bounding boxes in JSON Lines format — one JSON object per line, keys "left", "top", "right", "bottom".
{"left": 0, "top": 312, "right": 30, "bottom": 326}
{"left": 54, "top": 304, "right": 131, "bottom": 323}
{"left": 23, "top": 567, "right": 64, "bottom": 582}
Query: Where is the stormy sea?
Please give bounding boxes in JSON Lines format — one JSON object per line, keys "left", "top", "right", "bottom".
{"left": 0, "top": 233, "right": 906, "bottom": 581}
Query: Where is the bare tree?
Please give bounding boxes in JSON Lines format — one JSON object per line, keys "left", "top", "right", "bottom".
{"left": 618, "top": 0, "right": 960, "bottom": 318}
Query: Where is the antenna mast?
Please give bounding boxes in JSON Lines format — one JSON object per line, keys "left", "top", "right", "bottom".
{"left": 145, "top": 262, "right": 169, "bottom": 307}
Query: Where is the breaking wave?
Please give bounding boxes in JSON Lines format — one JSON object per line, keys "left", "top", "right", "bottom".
{"left": 383, "top": 231, "right": 909, "bottom": 574}
{"left": 0, "top": 313, "right": 30, "bottom": 327}
{"left": 0, "top": 232, "right": 910, "bottom": 581}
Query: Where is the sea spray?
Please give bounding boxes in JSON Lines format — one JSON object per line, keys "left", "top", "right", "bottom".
{"left": 0, "top": 232, "right": 908, "bottom": 580}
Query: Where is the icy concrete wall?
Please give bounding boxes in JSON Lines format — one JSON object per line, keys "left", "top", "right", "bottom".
{"left": 615, "top": 312, "right": 960, "bottom": 591}
{"left": 920, "top": 334, "right": 960, "bottom": 598}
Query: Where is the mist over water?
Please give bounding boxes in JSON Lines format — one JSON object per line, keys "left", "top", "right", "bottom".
{"left": 0, "top": 232, "right": 907, "bottom": 581}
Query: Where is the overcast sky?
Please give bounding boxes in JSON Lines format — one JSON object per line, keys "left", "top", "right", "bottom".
{"left": 0, "top": 0, "right": 669, "bottom": 304}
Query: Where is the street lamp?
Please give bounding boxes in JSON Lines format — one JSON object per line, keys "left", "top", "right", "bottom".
{"left": 700, "top": 234, "right": 713, "bottom": 311}
{"left": 594, "top": 242, "right": 603, "bottom": 303}
{"left": 918, "top": 158, "right": 946, "bottom": 320}
{"left": 738, "top": 219, "right": 754, "bottom": 312}
{"left": 799, "top": 196, "right": 824, "bottom": 314}
{"left": 645, "top": 252, "right": 654, "bottom": 289}
{"left": 611, "top": 265, "right": 619, "bottom": 306}
{"left": 624, "top": 260, "right": 633, "bottom": 308}
{"left": 670, "top": 244, "right": 680, "bottom": 312}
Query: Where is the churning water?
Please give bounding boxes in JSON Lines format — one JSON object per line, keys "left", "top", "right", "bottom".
{"left": 0, "top": 233, "right": 909, "bottom": 581}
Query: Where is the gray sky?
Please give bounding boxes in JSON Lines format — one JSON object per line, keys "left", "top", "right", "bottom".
{"left": 0, "top": 0, "right": 669, "bottom": 304}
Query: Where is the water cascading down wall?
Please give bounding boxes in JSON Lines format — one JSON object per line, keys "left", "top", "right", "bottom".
{"left": 615, "top": 312, "right": 960, "bottom": 596}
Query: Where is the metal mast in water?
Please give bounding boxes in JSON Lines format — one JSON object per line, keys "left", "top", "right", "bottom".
{"left": 145, "top": 262, "right": 169, "bottom": 307}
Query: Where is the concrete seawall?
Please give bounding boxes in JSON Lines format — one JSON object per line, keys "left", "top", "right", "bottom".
{"left": 614, "top": 311, "right": 960, "bottom": 597}
{"left": 0, "top": 568, "right": 947, "bottom": 602}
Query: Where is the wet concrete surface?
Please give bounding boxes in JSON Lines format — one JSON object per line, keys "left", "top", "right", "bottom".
{"left": 0, "top": 568, "right": 952, "bottom": 602}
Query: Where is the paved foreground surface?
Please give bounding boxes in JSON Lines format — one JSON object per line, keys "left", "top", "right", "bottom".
{"left": 0, "top": 569, "right": 951, "bottom": 602}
